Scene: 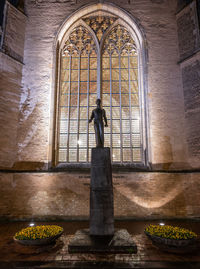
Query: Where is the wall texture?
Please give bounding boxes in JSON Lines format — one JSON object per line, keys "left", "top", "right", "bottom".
{"left": 0, "top": 171, "right": 199, "bottom": 220}
{"left": 0, "top": 3, "right": 26, "bottom": 169}
{"left": 176, "top": 0, "right": 200, "bottom": 168}
{"left": 13, "top": 0, "right": 189, "bottom": 170}
{"left": 1, "top": 0, "right": 200, "bottom": 220}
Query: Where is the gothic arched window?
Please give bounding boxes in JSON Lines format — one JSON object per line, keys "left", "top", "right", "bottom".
{"left": 55, "top": 12, "right": 146, "bottom": 166}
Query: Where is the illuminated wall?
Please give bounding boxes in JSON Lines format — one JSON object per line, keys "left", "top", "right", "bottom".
{"left": 0, "top": 1, "right": 200, "bottom": 220}
{"left": 12, "top": 1, "right": 192, "bottom": 171}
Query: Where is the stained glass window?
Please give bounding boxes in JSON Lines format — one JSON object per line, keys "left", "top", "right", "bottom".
{"left": 57, "top": 15, "right": 143, "bottom": 164}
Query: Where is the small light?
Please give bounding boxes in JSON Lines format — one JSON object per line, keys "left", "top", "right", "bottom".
{"left": 159, "top": 222, "right": 165, "bottom": 226}
{"left": 29, "top": 223, "right": 35, "bottom": 227}
{"left": 78, "top": 140, "right": 82, "bottom": 145}
{"left": 113, "top": 154, "right": 115, "bottom": 157}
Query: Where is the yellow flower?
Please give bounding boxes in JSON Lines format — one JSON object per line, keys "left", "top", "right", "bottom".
{"left": 144, "top": 225, "right": 197, "bottom": 240}
{"left": 15, "top": 225, "right": 63, "bottom": 240}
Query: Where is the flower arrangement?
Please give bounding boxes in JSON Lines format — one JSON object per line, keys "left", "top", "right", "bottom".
{"left": 144, "top": 224, "right": 197, "bottom": 240}
{"left": 15, "top": 225, "right": 63, "bottom": 241}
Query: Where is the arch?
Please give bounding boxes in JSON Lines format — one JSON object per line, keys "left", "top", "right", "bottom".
{"left": 50, "top": 3, "right": 149, "bottom": 168}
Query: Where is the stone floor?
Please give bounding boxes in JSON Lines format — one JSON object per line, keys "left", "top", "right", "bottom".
{"left": 0, "top": 220, "right": 200, "bottom": 268}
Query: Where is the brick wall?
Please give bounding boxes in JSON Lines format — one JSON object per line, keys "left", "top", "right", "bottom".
{"left": 176, "top": 0, "right": 200, "bottom": 168}
{"left": 0, "top": 53, "right": 22, "bottom": 168}
{"left": 0, "top": 172, "right": 199, "bottom": 220}
{"left": 177, "top": 1, "right": 200, "bottom": 60}
{"left": 181, "top": 57, "right": 200, "bottom": 166}
{"left": 0, "top": 3, "right": 26, "bottom": 169}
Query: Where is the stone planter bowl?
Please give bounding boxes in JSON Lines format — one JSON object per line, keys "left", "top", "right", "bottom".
{"left": 14, "top": 231, "right": 63, "bottom": 246}
{"left": 145, "top": 231, "right": 199, "bottom": 254}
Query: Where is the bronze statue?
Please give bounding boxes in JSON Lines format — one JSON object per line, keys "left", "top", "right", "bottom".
{"left": 89, "top": 99, "right": 108, "bottom": 148}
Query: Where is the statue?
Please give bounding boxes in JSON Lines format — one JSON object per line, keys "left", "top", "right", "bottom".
{"left": 89, "top": 99, "right": 108, "bottom": 148}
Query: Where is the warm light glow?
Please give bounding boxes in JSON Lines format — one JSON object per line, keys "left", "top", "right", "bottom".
{"left": 115, "top": 178, "right": 189, "bottom": 209}
{"left": 77, "top": 140, "right": 82, "bottom": 145}
{"left": 29, "top": 223, "right": 35, "bottom": 227}
{"left": 159, "top": 222, "right": 165, "bottom": 226}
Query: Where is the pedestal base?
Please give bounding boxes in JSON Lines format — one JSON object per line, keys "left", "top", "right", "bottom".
{"left": 68, "top": 229, "right": 137, "bottom": 254}
{"left": 90, "top": 147, "right": 114, "bottom": 236}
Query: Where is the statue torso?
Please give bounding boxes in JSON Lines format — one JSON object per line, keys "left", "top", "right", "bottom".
{"left": 93, "top": 108, "right": 104, "bottom": 124}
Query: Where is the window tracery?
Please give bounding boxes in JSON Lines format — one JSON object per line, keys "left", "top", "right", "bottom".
{"left": 57, "top": 14, "right": 143, "bottom": 164}
{"left": 83, "top": 16, "right": 117, "bottom": 42}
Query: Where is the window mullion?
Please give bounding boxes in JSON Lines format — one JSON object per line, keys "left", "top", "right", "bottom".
{"left": 66, "top": 55, "right": 71, "bottom": 162}
{"left": 109, "top": 53, "right": 113, "bottom": 161}
{"left": 97, "top": 52, "right": 101, "bottom": 99}
{"left": 77, "top": 53, "right": 81, "bottom": 162}
{"left": 128, "top": 52, "right": 133, "bottom": 162}
{"left": 119, "top": 53, "right": 123, "bottom": 163}
{"left": 86, "top": 53, "right": 90, "bottom": 162}
{"left": 56, "top": 51, "right": 62, "bottom": 164}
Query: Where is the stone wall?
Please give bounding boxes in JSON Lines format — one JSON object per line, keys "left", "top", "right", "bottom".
{"left": 14, "top": 0, "right": 189, "bottom": 170}
{"left": 0, "top": 3, "right": 26, "bottom": 169}
{"left": 2, "top": 3, "right": 26, "bottom": 63}
{"left": 176, "top": 0, "right": 200, "bottom": 168}
{"left": 0, "top": 53, "right": 22, "bottom": 168}
{"left": 177, "top": 1, "right": 200, "bottom": 60}
{"left": 0, "top": 171, "right": 199, "bottom": 220}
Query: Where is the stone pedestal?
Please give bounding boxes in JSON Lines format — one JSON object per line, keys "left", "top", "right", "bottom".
{"left": 68, "top": 147, "right": 137, "bottom": 254}
{"left": 90, "top": 147, "right": 114, "bottom": 236}
{"left": 68, "top": 229, "right": 137, "bottom": 254}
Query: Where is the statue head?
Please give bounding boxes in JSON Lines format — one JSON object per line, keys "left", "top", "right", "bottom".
{"left": 96, "top": 99, "right": 101, "bottom": 106}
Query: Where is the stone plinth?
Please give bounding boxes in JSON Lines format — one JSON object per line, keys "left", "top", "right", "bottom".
{"left": 90, "top": 147, "right": 114, "bottom": 236}
{"left": 68, "top": 229, "right": 137, "bottom": 254}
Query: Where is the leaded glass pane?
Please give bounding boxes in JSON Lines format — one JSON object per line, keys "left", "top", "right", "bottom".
{"left": 60, "top": 120, "right": 68, "bottom": 133}
{"left": 81, "top": 57, "right": 88, "bottom": 69}
{"left": 60, "top": 94, "right": 69, "bottom": 106}
{"left": 78, "top": 135, "right": 86, "bottom": 149}
{"left": 60, "top": 107, "right": 68, "bottom": 119}
{"left": 70, "top": 120, "right": 78, "bottom": 133}
{"left": 104, "top": 120, "right": 111, "bottom": 134}
{"left": 79, "top": 120, "right": 87, "bottom": 133}
{"left": 112, "top": 69, "right": 119, "bottom": 80}
{"left": 59, "top": 134, "right": 68, "bottom": 147}
{"left": 69, "top": 134, "right": 77, "bottom": 147}
{"left": 112, "top": 120, "right": 120, "bottom": 133}
{"left": 133, "top": 148, "right": 141, "bottom": 162}
{"left": 69, "top": 149, "right": 77, "bottom": 162}
{"left": 80, "top": 107, "right": 87, "bottom": 119}
{"left": 79, "top": 149, "right": 87, "bottom": 162}
{"left": 123, "top": 148, "right": 131, "bottom": 162}
{"left": 121, "top": 81, "right": 129, "bottom": 93}
{"left": 59, "top": 149, "right": 67, "bottom": 162}
{"left": 130, "top": 69, "right": 138, "bottom": 81}
{"left": 112, "top": 134, "right": 121, "bottom": 147}
{"left": 112, "top": 148, "right": 120, "bottom": 162}
{"left": 132, "top": 120, "right": 140, "bottom": 133}
{"left": 132, "top": 134, "right": 141, "bottom": 147}
{"left": 89, "top": 134, "right": 95, "bottom": 147}
{"left": 104, "top": 134, "right": 110, "bottom": 147}
{"left": 122, "top": 134, "right": 130, "bottom": 147}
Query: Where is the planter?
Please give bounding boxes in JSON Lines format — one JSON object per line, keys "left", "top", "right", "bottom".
{"left": 14, "top": 231, "right": 63, "bottom": 246}
{"left": 145, "top": 231, "right": 199, "bottom": 254}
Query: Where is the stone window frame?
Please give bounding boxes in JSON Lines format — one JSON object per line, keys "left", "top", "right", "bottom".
{"left": 51, "top": 3, "right": 150, "bottom": 170}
